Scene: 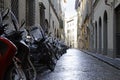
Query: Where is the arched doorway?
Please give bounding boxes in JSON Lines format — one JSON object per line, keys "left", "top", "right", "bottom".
{"left": 26, "top": 0, "right": 35, "bottom": 27}
{"left": 99, "top": 17, "right": 102, "bottom": 53}
{"left": 103, "top": 11, "right": 108, "bottom": 55}
{"left": 45, "top": 19, "right": 49, "bottom": 34}
{"left": 115, "top": 5, "right": 120, "bottom": 58}
{"left": 86, "top": 27, "right": 90, "bottom": 50}
{"left": 39, "top": 2, "right": 46, "bottom": 32}
{"left": 11, "top": 0, "right": 19, "bottom": 20}
{"left": 57, "top": 29, "right": 59, "bottom": 38}
{"left": 95, "top": 21, "right": 97, "bottom": 52}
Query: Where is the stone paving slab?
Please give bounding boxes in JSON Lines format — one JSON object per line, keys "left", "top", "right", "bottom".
{"left": 37, "top": 49, "right": 120, "bottom": 80}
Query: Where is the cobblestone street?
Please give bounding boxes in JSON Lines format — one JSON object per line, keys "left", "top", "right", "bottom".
{"left": 36, "top": 49, "right": 120, "bottom": 80}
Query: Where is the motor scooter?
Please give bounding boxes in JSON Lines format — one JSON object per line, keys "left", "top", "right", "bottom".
{"left": 0, "top": 9, "right": 26, "bottom": 80}
{"left": 28, "top": 26, "right": 56, "bottom": 71}
{"left": 0, "top": 9, "right": 36, "bottom": 80}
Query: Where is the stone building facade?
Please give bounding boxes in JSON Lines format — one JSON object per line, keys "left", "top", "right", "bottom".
{"left": 35, "top": 0, "right": 62, "bottom": 38}
{"left": 0, "top": 0, "right": 35, "bottom": 29}
{"left": 0, "top": 0, "right": 63, "bottom": 39}
{"left": 64, "top": 15, "right": 78, "bottom": 48}
{"left": 75, "top": 0, "right": 120, "bottom": 58}
{"left": 75, "top": 0, "right": 93, "bottom": 50}
{"left": 93, "top": 0, "right": 120, "bottom": 58}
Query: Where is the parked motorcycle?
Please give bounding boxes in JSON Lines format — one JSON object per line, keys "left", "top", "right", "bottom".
{"left": 0, "top": 9, "right": 36, "bottom": 80}
{"left": 26, "top": 26, "right": 56, "bottom": 71}
{"left": 27, "top": 26, "right": 69, "bottom": 72}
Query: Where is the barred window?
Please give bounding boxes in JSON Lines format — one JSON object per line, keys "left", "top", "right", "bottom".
{"left": 26, "top": 0, "right": 35, "bottom": 27}
{"left": 0, "top": 0, "right": 4, "bottom": 11}
{"left": 11, "top": 0, "right": 19, "bottom": 20}
{"left": 39, "top": 2, "right": 45, "bottom": 27}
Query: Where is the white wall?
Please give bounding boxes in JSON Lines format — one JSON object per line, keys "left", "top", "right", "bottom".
{"left": 64, "top": 15, "right": 78, "bottom": 48}
{"left": 93, "top": 0, "right": 114, "bottom": 57}
{"left": 49, "top": 6, "right": 60, "bottom": 36}
{"left": 38, "top": 0, "right": 60, "bottom": 37}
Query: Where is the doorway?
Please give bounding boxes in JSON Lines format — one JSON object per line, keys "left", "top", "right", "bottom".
{"left": 99, "top": 17, "right": 102, "bottom": 53}
{"left": 103, "top": 11, "right": 108, "bottom": 55}
{"left": 115, "top": 4, "right": 120, "bottom": 58}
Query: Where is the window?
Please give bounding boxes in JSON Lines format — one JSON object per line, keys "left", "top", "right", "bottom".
{"left": 11, "top": 0, "right": 19, "bottom": 20}
{"left": 53, "top": 21, "right": 54, "bottom": 29}
{"left": 0, "top": 0, "right": 4, "bottom": 11}
{"left": 39, "top": 2, "right": 46, "bottom": 28}
{"left": 26, "top": 0, "right": 35, "bottom": 26}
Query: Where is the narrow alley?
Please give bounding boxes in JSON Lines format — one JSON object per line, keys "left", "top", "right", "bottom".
{"left": 1, "top": 0, "right": 120, "bottom": 80}
{"left": 37, "top": 49, "right": 120, "bottom": 80}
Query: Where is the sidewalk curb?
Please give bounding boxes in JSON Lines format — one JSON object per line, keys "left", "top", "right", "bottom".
{"left": 81, "top": 50, "right": 120, "bottom": 70}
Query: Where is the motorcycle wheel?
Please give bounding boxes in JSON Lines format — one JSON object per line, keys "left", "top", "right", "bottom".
{"left": 23, "top": 55, "right": 37, "bottom": 80}
{"left": 47, "top": 59, "right": 56, "bottom": 71}
{"left": 4, "top": 65, "right": 27, "bottom": 80}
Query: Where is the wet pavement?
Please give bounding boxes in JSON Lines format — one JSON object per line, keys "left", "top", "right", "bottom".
{"left": 36, "top": 49, "right": 120, "bottom": 80}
